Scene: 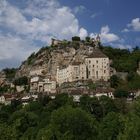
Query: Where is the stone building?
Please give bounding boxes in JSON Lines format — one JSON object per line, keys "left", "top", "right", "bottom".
{"left": 30, "top": 75, "right": 56, "bottom": 93}
{"left": 51, "top": 38, "right": 62, "bottom": 46}
{"left": 56, "top": 62, "right": 87, "bottom": 85}
{"left": 38, "top": 78, "right": 56, "bottom": 93}
{"left": 85, "top": 49, "right": 110, "bottom": 81}
{"left": 56, "top": 49, "right": 110, "bottom": 85}
{"left": 29, "top": 68, "right": 45, "bottom": 76}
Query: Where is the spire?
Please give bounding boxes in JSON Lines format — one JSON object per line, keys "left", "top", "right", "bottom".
{"left": 96, "top": 34, "right": 100, "bottom": 42}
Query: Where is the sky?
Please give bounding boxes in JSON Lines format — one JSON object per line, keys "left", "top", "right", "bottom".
{"left": 0, "top": 0, "right": 140, "bottom": 69}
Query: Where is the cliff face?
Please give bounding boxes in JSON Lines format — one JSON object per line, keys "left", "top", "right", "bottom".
{"left": 0, "top": 71, "right": 6, "bottom": 86}
{"left": 15, "top": 42, "right": 96, "bottom": 79}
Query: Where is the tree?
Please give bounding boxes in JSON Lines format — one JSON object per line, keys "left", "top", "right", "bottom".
{"left": 89, "top": 97, "right": 103, "bottom": 119}
{"left": 127, "top": 72, "right": 135, "bottom": 81}
{"left": 38, "top": 106, "right": 98, "bottom": 140}
{"left": 79, "top": 95, "right": 91, "bottom": 112}
{"left": 46, "top": 93, "right": 74, "bottom": 112}
{"left": 14, "top": 76, "right": 28, "bottom": 86}
{"left": 0, "top": 123, "right": 17, "bottom": 140}
{"left": 27, "top": 52, "right": 36, "bottom": 65}
{"left": 72, "top": 36, "right": 81, "bottom": 41}
{"left": 3, "top": 68, "right": 17, "bottom": 80}
{"left": 110, "top": 75, "right": 120, "bottom": 88}
{"left": 38, "top": 94, "right": 51, "bottom": 106}
{"left": 118, "top": 113, "right": 140, "bottom": 140}
{"left": 80, "top": 95, "right": 103, "bottom": 119}
{"left": 127, "top": 73, "right": 140, "bottom": 90}
{"left": 85, "top": 36, "right": 91, "bottom": 42}
{"left": 114, "top": 98, "right": 128, "bottom": 114}
{"left": 98, "top": 112, "right": 124, "bottom": 140}
{"left": 99, "top": 96, "right": 117, "bottom": 116}
{"left": 114, "top": 89, "right": 129, "bottom": 98}
{"left": 0, "top": 85, "right": 10, "bottom": 93}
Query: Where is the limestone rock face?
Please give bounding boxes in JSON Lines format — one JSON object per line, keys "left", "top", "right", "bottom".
{"left": 15, "top": 43, "right": 97, "bottom": 79}
{"left": 0, "top": 71, "right": 6, "bottom": 85}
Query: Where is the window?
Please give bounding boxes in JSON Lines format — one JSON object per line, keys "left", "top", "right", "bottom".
{"left": 96, "top": 71, "right": 98, "bottom": 79}
{"left": 96, "top": 71, "right": 98, "bottom": 75}
{"left": 104, "top": 70, "right": 106, "bottom": 73}
{"left": 89, "top": 71, "right": 90, "bottom": 75}
{"left": 89, "top": 60, "right": 91, "bottom": 64}
{"left": 93, "top": 65, "right": 94, "bottom": 67}
{"left": 96, "top": 60, "right": 98, "bottom": 63}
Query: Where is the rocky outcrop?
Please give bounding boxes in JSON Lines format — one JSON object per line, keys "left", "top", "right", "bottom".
{"left": 15, "top": 42, "right": 99, "bottom": 79}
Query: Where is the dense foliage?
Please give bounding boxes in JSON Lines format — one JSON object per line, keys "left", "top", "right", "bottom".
{"left": 3, "top": 68, "right": 17, "bottom": 80}
{"left": 14, "top": 76, "right": 28, "bottom": 86}
{"left": 0, "top": 85, "right": 10, "bottom": 94}
{"left": 1, "top": 93, "right": 140, "bottom": 140}
{"left": 72, "top": 36, "right": 81, "bottom": 41}
{"left": 101, "top": 46, "right": 140, "bottom": 72}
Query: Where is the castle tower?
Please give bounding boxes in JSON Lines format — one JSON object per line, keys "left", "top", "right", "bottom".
{"left": 94, "top": 34, "right": 100, "bottom": 49}
{"left": 96, "top": 34, "right": 100, "bottom": 42}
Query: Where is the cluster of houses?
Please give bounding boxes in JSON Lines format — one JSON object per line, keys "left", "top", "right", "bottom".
{"left": 29, "top": 48, "right": 111, "bottom": 94}
{"left": 0, "top": 88, "right": 140, "bottom": 105}
{"left": 0, "top": 37, "right": 140, "bottom": 106}
{"left": 56, "top": 49, "right": 110, "bottom": 85}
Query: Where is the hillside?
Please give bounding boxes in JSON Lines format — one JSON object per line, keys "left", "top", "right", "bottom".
{"left": 15, "top": 39, "right": 140, "bottom": 78}
{"left": 15, "top": 39, "right": 100, "bottom": 79}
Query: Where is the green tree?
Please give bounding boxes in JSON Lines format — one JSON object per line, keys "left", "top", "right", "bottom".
{"left": 98, "top": 112, "right": 124, "bottom": 140}
{"left": 72, "top": 36, "right": 81, "bottom": 41}
{"left": 85, "top": 36, "right": 91, "bottom": 42}
{"left": 38, "top": 106, "right": 98, "bottom": 140}
{"left": 114, "top": 89, "right": 129, "bottom": 98}
{"left": 3, "top": 68, "right": 17, "bottom": 80}
{"left": 99, "top": 96, "right": 117, "bottom": 116}
{"left": 110, "top": 75, "right": 120, "bottom": 88}
{"left": 0, "top": 123, "right": 17, "bottom": 140}
{"left": 118, "top": 98, "right": 140, "bottom": 140}
{"left": 46, "top": 93, "right": 73, "bottom": 112}
{"left": 14, "top": 76, "right": 28, "bottom": 86}
{"left": 80, "top": 95, "right": 103, "bottom": 119}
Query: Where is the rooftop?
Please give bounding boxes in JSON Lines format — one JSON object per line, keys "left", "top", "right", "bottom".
{"left": 86, "top": 49, "right": 108, "bottom": 58}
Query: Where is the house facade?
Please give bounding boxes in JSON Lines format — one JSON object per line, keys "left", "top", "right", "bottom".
{"left": 56, "top": 62, "right": 87, "bottom": 85}
{"left": 56, "top": 49, "right": 110, "bottom": 85}
{"left": 30, "top": 75, "right": 56, "bottom": 93}
{"left": 85, "top": 57, "right": 110, "bottom": 81}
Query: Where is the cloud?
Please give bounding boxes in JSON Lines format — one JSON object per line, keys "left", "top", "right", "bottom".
{"left": 90, "top": 25, "right": 119, "bottom": 43}
{"left": 79, "top": 28, "right": 88, "bottom": 39}
{"left": 99, "top": 25, "right": 119, "bottom": 43}
{"left": 0, "top": 0, "right": 89, "bottom": 69}
{"left": 122, "top": 18, "right": 140, "bottom": 32}
{"left": 128, "top": 18, "right": 140, "bottom": 31}
{"left": 0, "top": 34, "right": 37, "bottom": 60}
{"left": 122, "top": 28, "right": 129, "bottom": 32}
{"left": 0, "top": 34, "right": 38, "bottom": 69}
{"left": 91, "top": 12, "right": 102, "bottom": 19}
{"left": 0, "top": 0, "right": 88, "bottom": 43}
{"left": 73, "top": 5, "right": 86, "bottom": 14}
{"left": 115, "top": 44, "right": 132, "bottom": 50}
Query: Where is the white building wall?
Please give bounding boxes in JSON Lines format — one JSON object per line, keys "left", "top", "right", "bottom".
{"left": 29, "top": 69, "right": 45, "bottom": 76}
{"left": 56, "top": 64, "right": 87, "bottom": 85}
{"left": 85, "top": 58, "right": 110, "bottom": 81}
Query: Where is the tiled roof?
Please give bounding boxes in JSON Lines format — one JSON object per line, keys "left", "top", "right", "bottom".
{"left": 71, "top": 62, "right": 82, "bottom": 66}
{"left": 86, "top": 49, "right": 108, "bottom": 58}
